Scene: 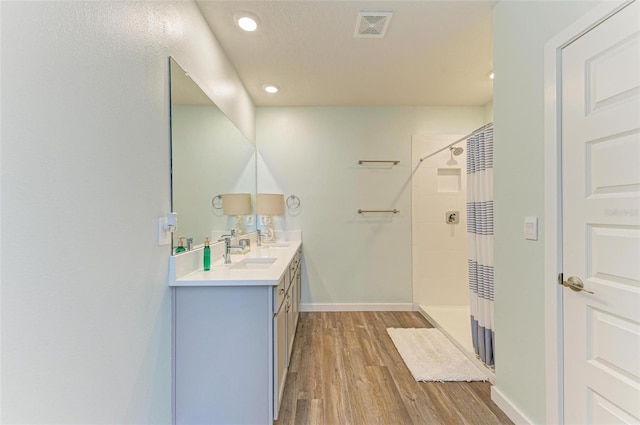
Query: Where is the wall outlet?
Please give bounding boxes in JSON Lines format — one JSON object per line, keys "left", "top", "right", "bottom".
{"left": 158, "top": 217, "right": 171, "bottom": 246}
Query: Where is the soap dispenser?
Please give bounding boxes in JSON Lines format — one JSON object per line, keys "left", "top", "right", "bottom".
{"left": 203, "top": 236, "right": 211, "bottom": 271}
{"left": 175, "top": 237, "right": 186, "bottom": 254}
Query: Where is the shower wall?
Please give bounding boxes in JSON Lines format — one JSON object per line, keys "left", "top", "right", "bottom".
{"left": 412, "top": 134, "right": 469, "bottom": 307}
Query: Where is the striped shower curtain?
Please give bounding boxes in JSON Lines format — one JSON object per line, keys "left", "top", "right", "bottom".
{"left": 466, "top": 124, "right": 495, "bottom": 368}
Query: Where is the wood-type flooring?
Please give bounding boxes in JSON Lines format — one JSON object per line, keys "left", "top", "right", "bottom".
{"left": 274, "top": 311, "right": 513, "bottom": 425}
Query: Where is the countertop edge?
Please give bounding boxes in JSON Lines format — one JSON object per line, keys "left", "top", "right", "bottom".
{"left": 169, "top": 240, "right": 301, "bottom": 287}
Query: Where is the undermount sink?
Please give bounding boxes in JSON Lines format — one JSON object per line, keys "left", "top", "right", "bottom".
{"left": 231, "top": 257, "right": 278, "bottom": 269}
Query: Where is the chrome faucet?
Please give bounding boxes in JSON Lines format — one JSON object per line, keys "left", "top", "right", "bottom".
{"left": 220, "top": 236, "right": 244, "bottom": 264}
{"left": 257, "top": 229, "right": 263, "bottom": 246}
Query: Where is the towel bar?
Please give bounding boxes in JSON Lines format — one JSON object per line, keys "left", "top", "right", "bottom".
{"left": 358, "top": 160, "right": 400, "bottom": 165}
{"left": 358, "top": 209, "right": 399, "bottom": 214}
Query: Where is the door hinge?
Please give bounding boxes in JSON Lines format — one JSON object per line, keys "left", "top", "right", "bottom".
{"left": 557, "top": 272, "right": 563, "bottom": 286}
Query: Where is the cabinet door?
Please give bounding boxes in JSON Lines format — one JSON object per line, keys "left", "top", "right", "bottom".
{"left": 291, "top": 276, "right": 298, "bottom": 330}
{"left": 286, "top": 292, "right": 295, "bottom": 365}
{"left": 274, "top": 302, "right": 287, "bottom": 419}
{"left": 294, "top": 266, "right": 301, "bottom": 327}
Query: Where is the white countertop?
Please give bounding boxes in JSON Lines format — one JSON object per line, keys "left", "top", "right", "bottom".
{"left": 170, "top": 240, "right": 301, "bottom": 287}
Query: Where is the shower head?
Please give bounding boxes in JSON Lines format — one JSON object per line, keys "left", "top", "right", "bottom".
{"left": 450, "top": 147, "right": 464, "bottom": 156}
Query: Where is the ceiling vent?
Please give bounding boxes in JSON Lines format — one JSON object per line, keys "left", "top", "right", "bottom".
{"left": 354, "top": 11, "right": 393, "bottom": 38}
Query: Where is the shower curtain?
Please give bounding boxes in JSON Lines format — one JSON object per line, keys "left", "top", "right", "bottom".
{"left": 466, "top": 124, "right": 495, "bottom": 368}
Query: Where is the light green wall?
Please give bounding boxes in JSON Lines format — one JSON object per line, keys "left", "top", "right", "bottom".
{"left": 257, "top": 106, "right": 484, "bottom": 306}
{"left": 1, "top": 1, "right": 254, "bottom": 422}
{"left": 492, "top": 1, "right": 600, "bottom": 423}
{"left": 172, "top": 105, "right": 256, "bottom": 242}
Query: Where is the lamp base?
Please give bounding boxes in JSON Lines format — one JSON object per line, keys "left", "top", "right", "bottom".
{"left": 263, "top": 215, "right": 275, "bottom": 241}
{"left": 233, "top": 215, "right": 246, "bottom": 235}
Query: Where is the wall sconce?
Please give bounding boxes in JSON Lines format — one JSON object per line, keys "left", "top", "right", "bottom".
{"left": 222, "top": 193, "right": 252, "bottom": 235}
{"left": 256, "top": 193, "right": 284, "bottom": 242}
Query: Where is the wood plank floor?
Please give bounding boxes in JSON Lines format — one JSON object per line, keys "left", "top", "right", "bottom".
{"left": 275, "top": 312, "right": 513, "bottom": 425}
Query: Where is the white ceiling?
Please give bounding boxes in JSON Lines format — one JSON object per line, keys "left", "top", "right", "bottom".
{"left": 195, "top": 1, "right": 496, "bottom": 107}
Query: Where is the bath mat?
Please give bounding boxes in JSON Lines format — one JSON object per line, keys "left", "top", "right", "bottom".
{"left": 386, "top": 327, "right": 488, "bottom": 382}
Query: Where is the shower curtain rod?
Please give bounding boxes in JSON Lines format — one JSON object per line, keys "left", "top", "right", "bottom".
{"left": 418, "top": 122, "right": 494, "bottom": 163}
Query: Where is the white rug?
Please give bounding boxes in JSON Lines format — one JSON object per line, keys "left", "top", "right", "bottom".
{"left": 387, "top": 327, "right": 488, "bottom": 382}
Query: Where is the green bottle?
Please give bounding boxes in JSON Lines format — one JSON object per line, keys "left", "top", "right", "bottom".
{"left": 175, "top": 237, "right": 186, "bottom": 254}
{"left": 203, "top": 236, "right": 211, "bottom": 271}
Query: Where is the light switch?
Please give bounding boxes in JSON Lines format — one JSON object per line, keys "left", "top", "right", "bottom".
{"left": 524, "top": 217, "right": 538, "bottom": 241}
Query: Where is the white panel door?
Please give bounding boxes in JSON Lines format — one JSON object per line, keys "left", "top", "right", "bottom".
{"left": 561, "top": 2, "right": 640, "bottom": 423}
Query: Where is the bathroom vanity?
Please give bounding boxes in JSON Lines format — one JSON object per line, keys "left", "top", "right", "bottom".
{"left": 169, "top": 235, "right": 302, "bottom": 424}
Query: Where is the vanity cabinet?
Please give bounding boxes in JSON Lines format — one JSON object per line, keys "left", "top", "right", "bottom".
{"left": 274, "top": 276, "right": 288, "bottom": 416}
{"left": 172, "top": 241, "right": 302, "bottom": 425}
{"left": 273, "top": 247, "right": 303, "bottom": 418}
{"left": 173, "top": 285, "right": 272, "bottom": 425}
{"left": 286, "top": 248, "right": 302, "bottom": 364}
{"left": 293, "top": 248, "right": 302, "bottom": 331}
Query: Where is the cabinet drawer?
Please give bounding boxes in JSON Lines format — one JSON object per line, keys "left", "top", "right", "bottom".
{"left": 273, "top": 275, "right": 286, "bottom": 312}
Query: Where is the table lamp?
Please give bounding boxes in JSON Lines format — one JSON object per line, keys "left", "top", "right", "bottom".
{"left": 222, "top": 193, "right": 252, "bottom": 235}
{"left": 256, "top": 193, "right": 284, "bottom": 242}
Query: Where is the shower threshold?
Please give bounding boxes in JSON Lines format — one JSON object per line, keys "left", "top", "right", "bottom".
{"left": 418, "top": 305, "right": 495, "bottom": 383}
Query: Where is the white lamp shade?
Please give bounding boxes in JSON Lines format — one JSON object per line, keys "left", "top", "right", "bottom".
{"left": 221, "top": 193, "right": 252, "bottom": 215}
{"left": 256, "top": 193, "right": 284, "bottom": 216}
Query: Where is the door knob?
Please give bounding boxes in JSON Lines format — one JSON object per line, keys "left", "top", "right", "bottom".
{"left": 560, "top": 275, "right": 594, "bottom": 294}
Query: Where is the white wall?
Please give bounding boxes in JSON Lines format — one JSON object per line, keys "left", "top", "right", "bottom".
{"left": 492, "top": 1, "right": 600, "bottom": 423}
{"left": 1, "top": 2, "right": 254, "bottom": 423}
{"left": 257, "top": 106, "right": 483, "bottom": 308}
{"left": 412, "top": 134, "right": 472, "bottom": 307}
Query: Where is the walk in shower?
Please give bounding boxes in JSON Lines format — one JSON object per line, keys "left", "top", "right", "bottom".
{"left": 411, "top": 128, "right": 494, "bottom": 380}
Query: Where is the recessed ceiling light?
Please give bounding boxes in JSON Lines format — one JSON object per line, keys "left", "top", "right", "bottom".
{"left": 488, "top": 72, "right": 495, "bottom": 80}
{"left": 238, "top": 17, "right": 257, "bottom": 31}
{"left": 263, "top": 84, "right": 279, "bottom": 94}
{"left": 234, "top": 12, "right": 259, "bottom": 32}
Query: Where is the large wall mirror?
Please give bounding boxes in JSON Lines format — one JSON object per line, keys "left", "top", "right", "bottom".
{"left": 169, "top": 58, "right": 256, "bottom": 253}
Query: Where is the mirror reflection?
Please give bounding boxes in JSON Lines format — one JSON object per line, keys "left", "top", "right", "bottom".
{"left": 170, "top": 58, "right": 256, "bottom": 253}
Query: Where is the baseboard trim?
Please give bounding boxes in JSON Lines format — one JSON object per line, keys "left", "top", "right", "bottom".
{"left": 490, "top": 386, "right": 532, "bottom": 425}
{"left": 300, "top": 303, "right": 414, "bottom": 312}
